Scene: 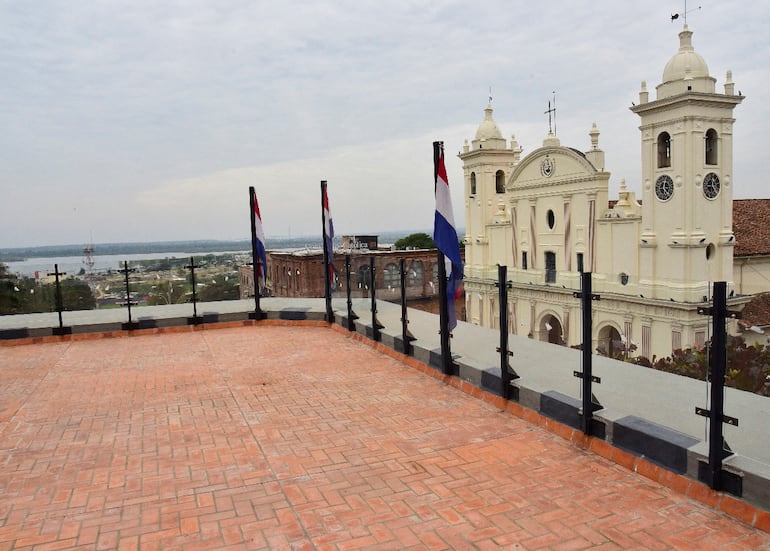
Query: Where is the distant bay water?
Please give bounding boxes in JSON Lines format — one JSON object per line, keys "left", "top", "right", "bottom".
{"left": 1, "top": 230, "right": 426, "bottom": 277}
{"left": 5, "top": 251, "right": 247, "bottom": 278}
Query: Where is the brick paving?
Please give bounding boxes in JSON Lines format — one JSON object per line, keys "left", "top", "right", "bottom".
{"left": 1, "top": 325, "right": 769, "bottom": 550}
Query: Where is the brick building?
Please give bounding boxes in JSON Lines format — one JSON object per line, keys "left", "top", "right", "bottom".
{"left": 239, "top": 237, "right": 463, "bottom": 316}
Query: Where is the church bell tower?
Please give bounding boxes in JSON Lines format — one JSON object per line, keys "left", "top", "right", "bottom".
{"left": 631, "top": 25, "right": 743, "bottom": 303}
{"left": 459, "top": 103, "right": 516, "bottom": 279}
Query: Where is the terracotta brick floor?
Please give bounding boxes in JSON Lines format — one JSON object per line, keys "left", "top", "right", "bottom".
{"left": 1, "top": 325, "right": 769, "bottom": 550}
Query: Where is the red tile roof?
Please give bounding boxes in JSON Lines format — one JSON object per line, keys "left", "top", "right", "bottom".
{"left": 738, "top": 292, "right": 770, "bottom": 328}
{"left": 733, "top": 199, "right": 770, "bottom": 257}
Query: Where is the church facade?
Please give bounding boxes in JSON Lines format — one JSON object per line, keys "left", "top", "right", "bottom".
{"left": 460, "top": 24, "right": 750, "bottom": 360}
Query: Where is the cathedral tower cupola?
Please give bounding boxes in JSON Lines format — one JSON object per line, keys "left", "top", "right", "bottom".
{"left": 657, "top": 25, "right": 716, "bottom": 99}
{"left": 472, "top": 104, "right": 506, "bottom": 150}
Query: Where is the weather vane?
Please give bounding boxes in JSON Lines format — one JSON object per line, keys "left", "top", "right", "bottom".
{"left": 544, "top": 91, "right": 556, "bottom": 135}
{"left": 488, "top": 85, "right": 493, "bottom": 105}
{"left": 671, "top": 1, "right": 701, "bottom": 24}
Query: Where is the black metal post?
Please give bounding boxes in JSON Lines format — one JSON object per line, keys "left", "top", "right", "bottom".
{"left": 321, "top": 180, "right": 333, "bottom": 323}
{"left": 47, "top": 264, "right": 70, "bottom": 334}
{"left": 369, "top": 257, "right": 382, "bottom": 342}
{"left": 119, "top": 261, "right": 138, "bottom": 328}
{"left": 248, "top": 186, "right": 266, "bottom": 320}
{"left": 497, "top": 265, "right": 517, "bottom": 398}
{"left": 567, "top": 271, "right": 604, "bottom": 434}
{"left": 709, "top": 281, "right": 728, "bottom": 490}
{"left": 185, "top": 257, "right": 201, "bottom": 324}
{"left": 400, "top": 258, "right": 415, "bottom": 355}
{"left": 694, "top": 281, "right": 741, "bottom": 494}
{"left": 345, "top": 254, "right": 357, "bottom": 331}
{"left": 437, "top": 251, "right": 454, "bottom": 375}
{"left": 581, "top": 271, "right": 593, "bottom": 434}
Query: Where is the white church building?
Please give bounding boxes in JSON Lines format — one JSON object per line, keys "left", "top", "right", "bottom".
{"left": 459, "top": 24, "right": 768, "bottom": 361}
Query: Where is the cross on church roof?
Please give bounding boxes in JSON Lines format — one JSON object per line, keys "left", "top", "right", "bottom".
{"left": 544, "top": 92, "right": 556, "bottom": 135}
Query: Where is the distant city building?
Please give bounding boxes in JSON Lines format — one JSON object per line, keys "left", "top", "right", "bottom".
{"left": 461, "top": 24, "right": 770, "bottom": 359}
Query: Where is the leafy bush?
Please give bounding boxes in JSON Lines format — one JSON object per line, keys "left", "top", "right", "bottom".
{"left": 634, "top": 335, "right": 770, "bottom": 396}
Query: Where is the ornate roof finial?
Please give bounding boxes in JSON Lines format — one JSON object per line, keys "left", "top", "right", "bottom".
{"left": 671, "top": 1, "right": 701, "bottom": 25}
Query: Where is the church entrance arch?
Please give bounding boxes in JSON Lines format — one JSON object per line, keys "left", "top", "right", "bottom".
{"left": 597, "top": 325, "right": 623, "bottom": 359}
{"left": 539, "top": 314, "right": 563, "bottom": 345}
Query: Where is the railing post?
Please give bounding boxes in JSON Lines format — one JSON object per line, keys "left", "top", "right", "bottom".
{"left": 345, "top": 254, "right": 358, "bottom": 331}
{"left": 119, "top": 260, "right": 138, "bottom": 329}
{"left": 400, "top": 258, "right": 415, "bottom": 355}
{"left": 696, "top": 281, "right": 741, "bottom": 494}
{"left": 496, "top": 265, "right": 518, "bottom": 398}
{"left": 47, "top": 264, "right": 71, "bottom": 335}
{"left": 573, "top": 271, "right": 601, "bottom": 435}
{"left": 185, "top": 257, "right": 201, "bottom": 324}
{"left": 710, "top": 281, "right": 727, "bottom": 490}
{"left": 369, "top": 257, "right": 382, "bottom": 342}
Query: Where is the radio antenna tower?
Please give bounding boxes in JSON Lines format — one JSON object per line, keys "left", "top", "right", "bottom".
{"left": 83, "top": 242, "right": 96, "bottom": 289}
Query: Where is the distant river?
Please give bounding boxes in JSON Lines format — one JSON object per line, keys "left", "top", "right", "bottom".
{"left": 5, "top": 252, "right": 246, "bottom": 278}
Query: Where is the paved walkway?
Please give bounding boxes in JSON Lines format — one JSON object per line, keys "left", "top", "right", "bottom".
{"left": 1, "top": 325, "right": 768, "bottom": 550}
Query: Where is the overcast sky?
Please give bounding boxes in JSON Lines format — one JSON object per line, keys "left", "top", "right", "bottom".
{"left": 1, "top": 1, "right": 768, "bottom": 248}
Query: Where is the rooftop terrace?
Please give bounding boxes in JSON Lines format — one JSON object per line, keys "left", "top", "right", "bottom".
{"left": 2, "top": 322, "right": 770, "bottom": 549}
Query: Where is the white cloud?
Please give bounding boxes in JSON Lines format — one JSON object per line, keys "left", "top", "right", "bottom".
{"left": 0, "top": 1, "right": 768, "bottom": 247}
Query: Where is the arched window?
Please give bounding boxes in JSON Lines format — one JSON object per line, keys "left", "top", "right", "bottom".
{"left": 705, "top": 128, "right": 718, "bottom": 165}
{"left": 598, "top": 326, "right": 624, "bottom": 358}
{"left": 383, "top": 263, "right": 399, "bottom": 289}
{"left": 495, "top": 170, "right": 505, "bottom": 193}
{"left": 470, "top": 172, "right": 476, "bottom": 195}
{"left": 408, "top": 260, "right": 423, "bottom": 287}
{"left": 657, "top": 132, "right": 671, "bottom": 168}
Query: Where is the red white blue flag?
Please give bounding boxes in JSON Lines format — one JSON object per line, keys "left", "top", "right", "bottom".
{"left": 252, "top": 192, "right": 268, "bottom": 294}
{"left": 433, "top": 141, "right": 463, "bottom": 330}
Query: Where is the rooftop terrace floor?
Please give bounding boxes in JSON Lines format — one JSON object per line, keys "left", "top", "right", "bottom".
{"left": 1, "top": 324, "right": 769, "bottom": 550}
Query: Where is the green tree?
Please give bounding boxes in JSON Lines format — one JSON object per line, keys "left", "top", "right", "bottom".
{"left": 0, "top": 262, "right": 23, "bottom": 314}
{"left": 59, "top": 279, "right": 96, "bottom": 311}
{"left": 394, "top": 232, "right": 436, "bottom": 250}
{"left": 0, "top": 265, "right": 95, "bottom": 314}
{"left": 198, "top": 278, "right": 240, "bottom": 302}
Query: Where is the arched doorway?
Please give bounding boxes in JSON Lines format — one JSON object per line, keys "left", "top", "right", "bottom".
{"left": 598, "top": 325, "right": 623, "bottom": 358}
{"left": 540, "top": 315, "right": 563, "bottom": 345}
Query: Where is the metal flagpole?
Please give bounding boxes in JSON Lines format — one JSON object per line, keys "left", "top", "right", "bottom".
{"left": 321, "top": 180, "right": 333, "bottom": 322}
{"left": 436, "top": 250, "right": 453, "bottom": 374}
{"left": 248, "top": 186, "right": 264, "bottom": 319}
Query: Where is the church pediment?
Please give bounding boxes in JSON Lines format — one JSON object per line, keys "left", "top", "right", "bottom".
{"left": 509, "top": 146, "right": 602, "bottom": 190}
